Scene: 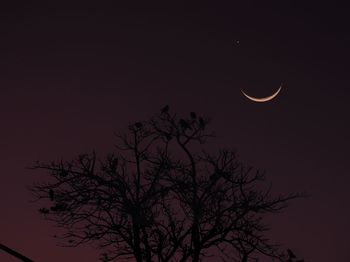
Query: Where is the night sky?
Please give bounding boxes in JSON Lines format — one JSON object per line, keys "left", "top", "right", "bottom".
{"left": 1, "top": 2, "right": 350, "bottom": 261}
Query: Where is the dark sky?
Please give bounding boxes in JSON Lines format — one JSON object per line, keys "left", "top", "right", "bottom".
{"left": 1, "top": 2, "right": 349, "bottom": 261}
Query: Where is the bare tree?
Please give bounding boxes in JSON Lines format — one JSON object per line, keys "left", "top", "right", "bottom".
{"left": 31, "top": 107, "right": 302, "bottom": 262}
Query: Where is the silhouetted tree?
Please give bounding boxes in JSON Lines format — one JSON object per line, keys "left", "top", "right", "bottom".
{"left": 31, "top": 107, "right": 302, "bottom": 262}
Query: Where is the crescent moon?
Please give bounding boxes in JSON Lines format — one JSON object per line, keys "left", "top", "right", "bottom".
{"left": 241, "top": 85, "right": 282, "bottom": 103}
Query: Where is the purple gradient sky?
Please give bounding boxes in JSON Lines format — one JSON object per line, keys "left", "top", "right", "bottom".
{"left": 1, "top": 2, "right": 350, "bottom": 261}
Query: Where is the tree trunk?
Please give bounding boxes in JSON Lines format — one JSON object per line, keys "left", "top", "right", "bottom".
{"left": 142, "top": 227, "right": 152, "bottom": 262}
{"left": 192, "top": 223, "right": 200, "bottom": 262}
{"left": 241, "top": 253, "right": 248, "bottom": 262}
{"left": 133, "top": 223, "right": 143, "bottom": 262}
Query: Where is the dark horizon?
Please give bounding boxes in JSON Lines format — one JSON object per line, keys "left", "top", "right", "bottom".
{"left": 1, "top": 2, "right": 350, "bottom": 261}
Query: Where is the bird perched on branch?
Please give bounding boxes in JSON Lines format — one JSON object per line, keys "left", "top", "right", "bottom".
{"left": 199, "top": 117, "right": 206, "bottom": 129}
{"left": 161, "top": 105, "right": 170, "bottom": 114}
{"left": 39, "top": 208, "right": 50, "bottom": 214}
{"left": 134, "top": 122, "right": 143, "bottom": 129}
{"left": 287, "top": 249, "right": 296, "bottom": 259}
{"left": 179, "top": 119, "right": 191, "bottom": 130}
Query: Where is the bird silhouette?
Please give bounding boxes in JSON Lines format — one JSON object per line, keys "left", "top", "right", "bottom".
{"left": 161, "top": 105, "right": 170, "bottom": 114}
{"left": 179, "top": 119, "right": 191, "bottom": 130}
{"left": 134, "top": 122, "right": 143, "bottom": 129}
{"left": 38, "top": 208, "right": 50, "bottom": 214}
{"left": 287, "top": 249, "right": 297, "bottom": 259}
{"left": 199, "top": 117, "right": 206, "bottom": 129}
